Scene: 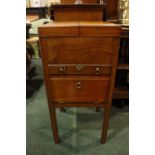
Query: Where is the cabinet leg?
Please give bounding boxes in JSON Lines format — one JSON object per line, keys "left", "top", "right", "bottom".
{"left": 60, "top": 107, "right": 65, "bottom": 112}
{"left": 49, "top": 108, "right": 61, "bottom": 144}
{"left": 96, "top": 107, "right": 100, "bottom": 112}
{"left": 101, "top": 107, "right": 111, "bottom": 144}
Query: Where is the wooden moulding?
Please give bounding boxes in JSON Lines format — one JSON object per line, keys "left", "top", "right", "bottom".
{"left": 54, "top": 102, "right": 107, "bottom": 108}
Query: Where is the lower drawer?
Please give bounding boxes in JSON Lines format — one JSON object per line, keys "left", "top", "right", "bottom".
{"left": 50, "top": 76, "right": 110, "bottom": 103}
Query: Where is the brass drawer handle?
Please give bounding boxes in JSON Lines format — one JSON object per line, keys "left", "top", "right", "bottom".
{"left": 59, "top": 66, "right": 65, "bottom": 72}
{"left": 75, "top": 81, "right": 81, "bottom": 89}
{"left": 96, "top": 67, "right": 100, "bottom": 75}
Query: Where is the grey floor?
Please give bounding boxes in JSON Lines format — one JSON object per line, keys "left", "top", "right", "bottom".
{"left": 26, "top": 59, "right": 129, "bottom": 155}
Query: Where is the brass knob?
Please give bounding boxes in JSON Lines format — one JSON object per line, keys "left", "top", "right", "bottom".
{"left": 96, "top": 67, "right": 100, "bottom": 75}
{"left": 59, "top": 66, "right": 65, "bottom": 72}
{"left": 75, "top": 81, "right": 81, "bottom": 89}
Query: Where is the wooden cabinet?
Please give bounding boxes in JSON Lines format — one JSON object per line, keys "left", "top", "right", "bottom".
{"left": 39, "top": 21, "right": 121, "bottom": 144}
{"left": 114, "top": 26, "right": 129, "bottom": 99}
{"left": 106, "top": 0, "right": 119, "bottom": 21}
{"left": 51, "top": 4, "right": 104, "bottom": 21}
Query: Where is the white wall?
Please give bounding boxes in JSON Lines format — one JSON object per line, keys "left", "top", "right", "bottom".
{"left": 27, "top": 0, "right": 61, "bottom": 7}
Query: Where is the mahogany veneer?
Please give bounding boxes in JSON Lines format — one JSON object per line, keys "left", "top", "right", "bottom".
{"left": 39, "top": 21, "right": 121, "bottom": 144}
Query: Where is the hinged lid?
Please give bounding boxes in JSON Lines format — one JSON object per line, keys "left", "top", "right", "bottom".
{"left": 38, "top": 21, "right": 121, "bottom": 37}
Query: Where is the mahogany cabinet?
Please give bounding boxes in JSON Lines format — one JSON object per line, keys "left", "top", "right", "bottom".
{"left": 39, "top": 21, "right": 121, "bottom": 144}
{"left": 51, "top": 4, "right": 104, "bottom": 21}
{"left": 114, "top": 26, "right": 129, "bottom": 99}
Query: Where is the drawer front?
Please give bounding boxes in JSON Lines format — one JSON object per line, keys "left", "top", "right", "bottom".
{"left": 50, "top": 76, "right": 110, "bottom": 102}
{"left": 45, "top": 37, "right": 113, "bottom": 64}
{"left": 48, "top": 65, "right": 111, "bottom": 76}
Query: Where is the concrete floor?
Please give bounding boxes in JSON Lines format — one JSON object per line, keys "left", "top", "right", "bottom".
{"left": 26, "top": 59, "right": 129, "bottom": 155}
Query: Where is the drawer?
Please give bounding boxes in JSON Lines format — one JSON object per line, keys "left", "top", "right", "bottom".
{"left": 44, "top": 37, "right": 113, "bottom": 64}
{"left": 48, "top": 64, "right": 111, "bottom": 76}
{"left": 50, "top": 76, "right": 110, "bottom": 102}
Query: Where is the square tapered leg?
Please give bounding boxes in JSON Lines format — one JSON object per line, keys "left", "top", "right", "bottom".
{"left": 101, "top": 107, "right": 111, "bottom": 144}
{"left": 49, "top": 108, "right": 61, "bottom": 144}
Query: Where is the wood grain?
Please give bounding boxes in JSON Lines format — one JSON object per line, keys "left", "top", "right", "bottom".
{"left": 44, "top": 37, "right": 113, "bottom": 64}
{"left": 50, "top": 76, "right": 110, "bottom": 102}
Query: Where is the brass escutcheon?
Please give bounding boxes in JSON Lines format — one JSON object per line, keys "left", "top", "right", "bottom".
{"left": 75, "top": 81, "right": 81, "bottom": 89}
{"left": 59, "top": 66, "right": 65, "bottom": 72}
{"left": 96, "top": 67, "right": 100, "bottom": 75}
{"left": 76, "top": 64, "right": 84, "bottom": 71}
